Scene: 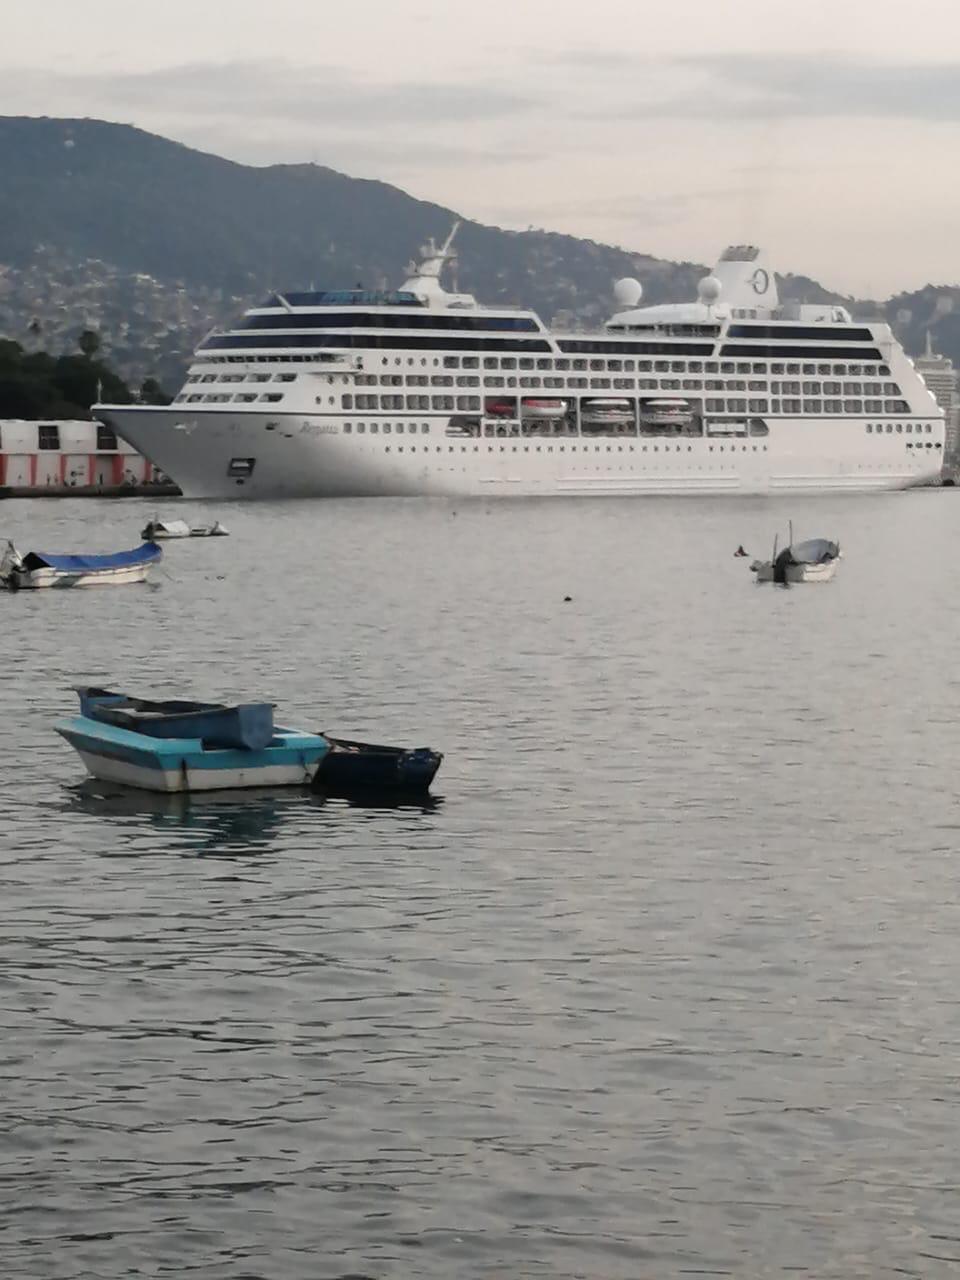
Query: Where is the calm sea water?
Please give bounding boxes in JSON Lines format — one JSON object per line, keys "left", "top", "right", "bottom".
{"left": 2, "top": 491, "right": 960, "bottom": 1280}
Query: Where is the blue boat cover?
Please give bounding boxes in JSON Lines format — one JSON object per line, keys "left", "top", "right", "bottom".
{"left": 27, "top": 542, "right": 162, "bottom": 572}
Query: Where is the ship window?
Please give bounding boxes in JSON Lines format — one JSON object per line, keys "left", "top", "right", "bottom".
{"left": 803, "top": 400, "right": 822, "bottom": 413}
{"left": 782, "top": 398, "right": 801, "bottom": 413}
{"left": 886, "top": 423, "right": 893, "bottom": 433}
{"left": 866, "top": 423, "right": 873, "bottom": 433}
{"left": 824, "top": 399, "right": 842, "bottom": 413}
{"left": 501, "top": 358, "right": 516, "bottom": 370}
{"left": 879, "top": 365, "right": 891, "bottom": 376}
{"left": 823, "top": 381, "right": 841, "bottom": 394}
{"left": 926, "top": 423, "right": 933, "bottom": 432}
{"left": 188, "top": 394, "right": 203, "bottom": 403}
{"left": 457, "top": 376, "right": 480, "bottom": 387}
{"left": 895, "top": 423, "right": 903, "bottom": 432}
{"left": 770, "top": 363, "right": 784, "bottom": 375}
{"left": 357, "top": 423, "right": 365, "bottom": 433}
{"left": 370, "top": 423, "right": 379, "bottom": 433}
{"left": 342, "top": 394, "right": 353, "bottom": 409}
{"left": 786, "top": 364, "right": 801, "bottom": 375}
{"left": 443, "top": 356, "right": 459, "bottom": 368}
{"left": 848, "top": 364, "right": 863, "bottom": 376}
{"left": 748, "top": 380, "right": 766, "bottom": 391}
{"left": 260, "top": 393, "right": 283, "bottom": 402}
{"left": 865, "top": 400, "right": 882, "bottom": 412}
{"left": 274, "top": 373, "right": 296, "bottom": 382}
{"left": 96, "top": 424, "right": 117, "bottom": 450}
{"left": 803, "top": 382, "right": 821, "bottom": 395}
{"left": 381, "top": 395, "right": 403, "bottom": 409}
{"left": 463, "top": 357, "right": 479, "bottom": 369}
{"left": 720, "top": 362, "right": 735, "bottom": 374}
{"left": 422, "top": 423, "right": 430, "bottom": 433}
{"left": 431, "top": 376, "right": 453, "bottom": 386}
{"left": 519, "top": 359, "right": 534, "bottom": 370}
{"left": 484, "top": 357, "right": 499, "bottom": 369}
{"left": 202, "top": 374, "right": 217, "bottom": 383}
{"left": 220, "top": 374, "right": 244, "bottom": 383}
{"left": 556, "top": 359, "right": 570, "bottom": 371}
{"left": 833, "top": 365, "right": 847, "bottom": 376}
{"left": 886, "top": 400, "right": 910, "bottom": 413}
{"left": 228, "top": 457, "right": 255, "bottom": 477}
{"left": 748, "top": 399, "right": 767, "bottom": 412}
{"left": 236, "top": 393, "right": 257, "bottom": 403}
{"left": 395, "top": 423, "right": 404, "bottom": 433}
{"left": 343, "top": 423, "right": 352, "bottom": 433}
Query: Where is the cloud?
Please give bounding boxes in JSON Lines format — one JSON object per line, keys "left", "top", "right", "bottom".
{"left": 0, "top": 58, "right": 536, "bottom": 128}
{"left": 584, "top": 52, "right": 960, "bottom": 122}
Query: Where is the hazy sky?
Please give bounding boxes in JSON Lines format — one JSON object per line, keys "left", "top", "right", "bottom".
{"left": 2, "top": 0, "right": 959, "bottom": 296}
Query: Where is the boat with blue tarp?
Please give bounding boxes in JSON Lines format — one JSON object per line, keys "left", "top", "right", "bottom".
{"left": 1, "top": 540, "right": 162, "bottom": 590}
{"left": 56, "top": 689, "right": 443, "bottom": 796}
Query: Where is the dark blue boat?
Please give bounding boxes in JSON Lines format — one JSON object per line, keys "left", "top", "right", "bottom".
{"left": 76, "top": 688, "right": 275, "bottom": 752}
{"left": 313, "top": 737, "right": 442, "bottom": 796}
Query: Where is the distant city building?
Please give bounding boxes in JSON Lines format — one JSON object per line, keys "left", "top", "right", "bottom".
{"left": 915, "top": 332, "right": 960, "bottom": 465}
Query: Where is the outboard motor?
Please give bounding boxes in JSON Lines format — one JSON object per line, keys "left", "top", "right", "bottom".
{"left": 772, "top": 547, "right": 794, "bottom": 586}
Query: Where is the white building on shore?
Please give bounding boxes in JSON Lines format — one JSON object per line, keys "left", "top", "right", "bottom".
{"left": 0, "top": 419, "right": 176, "bottom": 496}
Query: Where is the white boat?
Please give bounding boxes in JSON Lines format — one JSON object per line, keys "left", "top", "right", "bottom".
{"left": 141, "top": 518, "right": 229, "bottom": 540}
{"left": 581, "top": 398, "right": 635, "bottom": 427}
{"left": 520, "top": 397, "right": 568, "bottom": 421}
{"left": 639, "top": 397, "right": 694, "bottom": 431}
{"left": 750, "top": 528, "right": 841, "bottom": 584}
{"left": 0, "top": 540, "right": 162, "bottom": 590}
{"left": 95, "top": 231, "right": 946, "bottom": 499}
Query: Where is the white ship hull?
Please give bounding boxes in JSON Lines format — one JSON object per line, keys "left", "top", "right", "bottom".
{"left": 101, "top": 406, "right": 943, "bottom": 500}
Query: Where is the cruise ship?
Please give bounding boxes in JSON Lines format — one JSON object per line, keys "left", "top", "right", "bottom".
{"left": 96, "top": 229, "right": 945, "bottom": 498}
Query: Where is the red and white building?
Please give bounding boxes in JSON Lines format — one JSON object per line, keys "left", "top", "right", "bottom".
{"left": 0, "top": 419, "right": 177, "bottom": 496}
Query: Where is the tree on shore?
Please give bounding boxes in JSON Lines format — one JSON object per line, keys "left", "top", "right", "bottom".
{"left": 78, "top": 328, "right": 101, "bottom": 360}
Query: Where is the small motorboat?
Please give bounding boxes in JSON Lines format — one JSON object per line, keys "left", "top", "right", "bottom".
{"left": 313, "top": 737, "right": 443, "bottom": 797}
{"left": 141, "top": 518, "right": 229, "bottom": 540}
{"left": 1, "top": 540, "right": 162, "bottom": 590}
{"left": 56, "top": 689, "right": 443, "bottom": 796}
{"left": 750, "top": 525, "right": 841, "bottom": 584}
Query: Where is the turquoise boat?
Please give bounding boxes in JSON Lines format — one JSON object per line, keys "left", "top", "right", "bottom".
{"left": 56, "top": 715, "right": 330, "bottom": 793}
{"left": 56, "top": 689, "right": 443, "bottom": 796}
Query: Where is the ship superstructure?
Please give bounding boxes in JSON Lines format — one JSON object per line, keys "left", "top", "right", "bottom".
{"left": 96, "top": 231, "right": 945, "bottom": 498}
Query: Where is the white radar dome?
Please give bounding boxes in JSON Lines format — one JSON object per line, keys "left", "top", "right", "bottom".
{"left": 613, "top": 277, "right": 643, "bottom": 307}
{"left": 697, "top": 275, "right": 722, "bottom": 304}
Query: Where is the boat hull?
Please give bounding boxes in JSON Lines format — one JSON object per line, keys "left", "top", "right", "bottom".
{"left": 8, "top": 563, "right": 155, "bottom": 589}
{"left": 752, "top": 560, "right": 838, "bottom": 583}
{"left": 56, "top": 717, "right": 329, "bottom": 793}
{"left": 98, "top": 406, "right": 945, "bottom": 499}
{"left": 314, "top": 737, "right": 442, "bottom": 796}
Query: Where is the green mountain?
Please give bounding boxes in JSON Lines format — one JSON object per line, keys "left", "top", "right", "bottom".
{"left": 0, "top": 115, "right": 957, "bottom": 392}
